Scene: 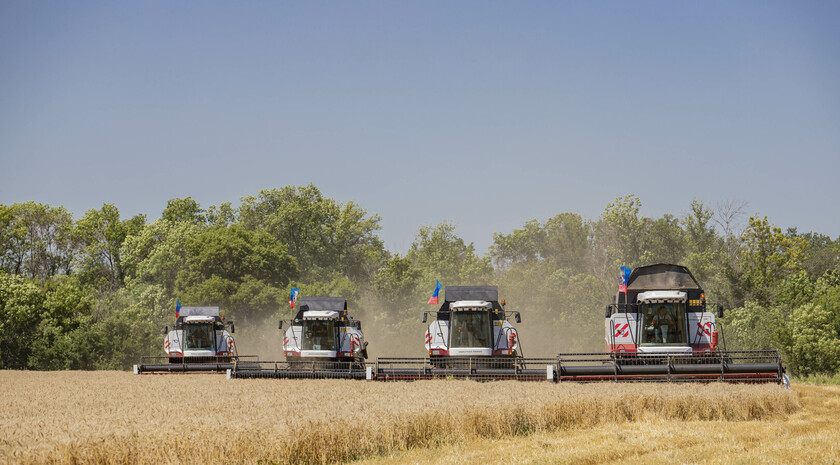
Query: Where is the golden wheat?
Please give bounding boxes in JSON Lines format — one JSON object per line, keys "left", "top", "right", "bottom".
{"left": 360, "top": 384, "right": 840, "bottom": 465}
{"left": 0, "top": 371, "right": 798, "bottom": 464}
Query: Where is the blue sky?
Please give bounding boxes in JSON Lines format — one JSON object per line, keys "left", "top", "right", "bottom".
{"left": 1, "top": 1, "right": 838, "bottom": 253}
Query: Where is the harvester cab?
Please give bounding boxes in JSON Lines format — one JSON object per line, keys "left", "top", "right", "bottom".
{"left": 281, "top": 297, "right": 368, "bottom": 362}
{"left": 606, "top": 264, "right": 717, "bottom": 356}
{"left": 424, "top": 286, "right": 521, "bottom": 362}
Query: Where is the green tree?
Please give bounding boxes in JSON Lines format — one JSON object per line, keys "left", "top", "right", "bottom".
{"left": 0, "top": 271, "right": 44, "bottom": 368}
{"left": 490, "top": 219, "right": 546, "bottom": 268}
{"left": 206, "top": 202, "right": 237, "bottom": 228}
{"left": 788, "top": 301, "right": 840, "bottom": 376}
{"left": 162, "top": 197, "right": 205, "bottom": 224}
{"left": 641, "top": 214, "right": 685, "bottom": 265}
{"left": 0, "top": 202, "right": 76, "bottom": 280}
{"left": 174, "top": 225, "right": 298, "bottom": 323}
{"left": 787, "top": 229, "right": 840, "bottom": 278}
{"left": 741, "top": 216, "right": 808, "bottom": 304}
{"left": 27, "top": 277, "right": 95, "bottom": 370}
{"left": 121, "top": 220, "right": 202, "bottom": 296}
{"left": 74, "top": 203, "right": 145, "bottom": 290}
{"left": 239, "top": 184, "right": 385, "bottom": 283}
{"left": 407, "top": 222, "right": 492, "bottom": 287}
{"left": 596, "top": 195, "right": 646, "bottom": 268}
{"left": 373, "top": 253, "right": 421, "bottom": 310}
{"left": 542, "top": 213, "right": 590, "bottom": 271}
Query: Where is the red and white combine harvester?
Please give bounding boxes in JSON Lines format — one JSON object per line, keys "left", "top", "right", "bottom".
{"left": 556, "top": 264, "right": 787, "bottom": 383}
{"left": 135, "top": 305, "right": 256, "bottom": 374}
{"left": 373, "top": 286, "right": 556, "bottom": 380}
{"left": 229, "top": 297, "right": 369, "bottom": 379}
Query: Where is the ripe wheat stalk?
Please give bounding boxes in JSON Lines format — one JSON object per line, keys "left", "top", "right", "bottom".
{"left": 0, "top": 371, "right": 799, "bottom": 464}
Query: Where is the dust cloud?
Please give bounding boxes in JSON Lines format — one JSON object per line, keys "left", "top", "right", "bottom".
{"left": 227, "top": 280, "right": 610, "bottom": 362}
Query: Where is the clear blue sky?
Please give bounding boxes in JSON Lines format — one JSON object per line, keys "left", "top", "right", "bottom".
{"left": 1, "top": 1, "right": 838, "bottom": 253}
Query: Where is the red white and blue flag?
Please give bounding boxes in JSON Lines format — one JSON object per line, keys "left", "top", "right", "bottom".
{"left": 175, "top": 300, "right": 181, "bottom": 318}
{"left": 427, "top": 280, "right": 442, "bottom": 305}
{"left": 618, "top": 266, "right": 632, "bottom": 293}
{"left": 290, "top": 288, "right": 300, "bottom": 309}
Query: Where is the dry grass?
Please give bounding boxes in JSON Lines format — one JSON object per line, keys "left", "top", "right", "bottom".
{"left": 0, "top": 371, "right": 799, "bottom": 465}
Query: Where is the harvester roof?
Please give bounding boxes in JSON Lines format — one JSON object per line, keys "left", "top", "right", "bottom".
{"left": 178, "top": 306, "right": 220, "bottom": 317}
{"left": 444, "top": 286, "right": 498, "bottom": 303}
{"left": 298, "top": 297, "right": 347, "bottom": 311}
{"left": 295, "top": 297, "right": 347, "bottom": 320}
{"left": 302, "top": 310, "right": 340, "bottom": 320}
{"left": 626, "top": 264, "right": 701, "bottom": 291}
{"left": 450, "top": 300, "right": 493, "bottom": 311}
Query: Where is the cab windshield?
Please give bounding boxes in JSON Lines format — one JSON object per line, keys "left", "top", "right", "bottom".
{"left": 450, "top": 311, "right": 491, "bottom": 348}
{"left": 302, "top": 320, "right": 336, "bottom": 350}
{"left": 639, "top": 303, "right": 687, "bottom": 345}
{"left": 185, "top": 323, "right": 214, "bottom": 351}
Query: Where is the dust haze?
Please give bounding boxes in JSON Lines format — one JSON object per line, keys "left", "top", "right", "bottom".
{"left": 229, "top": 279, "right": 610, "bottom": 362}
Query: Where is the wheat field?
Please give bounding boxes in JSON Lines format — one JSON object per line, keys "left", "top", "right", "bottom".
{"left": 0, "top": 371, "right": 802, "bottom": 464}
{"left": 359, "top": 383, "right": 840, "bottom": 465}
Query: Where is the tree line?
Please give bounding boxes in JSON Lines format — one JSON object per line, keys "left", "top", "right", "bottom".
{"left": 1, "top": 186, "right": 838, "bottom": 375}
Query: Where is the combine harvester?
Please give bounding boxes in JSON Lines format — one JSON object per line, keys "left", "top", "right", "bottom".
{"left": 555, "top": 264, "right": 786, "bottom": 383}
{"left": 135, "top": 305, "right": 257, "bottom": 374}
{"left": 374, "top": 286, "right": 556, "bottom": 381}
{"left": 229, "top": 297, "right": 369, "bottom": 379}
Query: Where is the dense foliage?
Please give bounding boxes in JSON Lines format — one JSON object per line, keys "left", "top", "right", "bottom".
{"left": 1, "top": 187, "right": 838, "bottom": 374}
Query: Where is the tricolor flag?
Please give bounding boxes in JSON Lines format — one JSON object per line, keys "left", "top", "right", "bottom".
{"left": 618, "top": 266, "right": 632, "bottom": 293}
{"left": 290, "top": 288, "right": 300, "bottom": 309}
{"left": 427, "top": 280, "right": 442, "bottom": 305}
{"left": 175, "top": 300, "right": 181, "bottom": 318}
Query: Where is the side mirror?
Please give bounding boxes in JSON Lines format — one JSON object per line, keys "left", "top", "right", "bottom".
{"left": 164, "top": 325, "right": 169, "bottom": 335}
{"left": 229, "top": 323, "right": 235, "bottom": 334}
{"left": 278, "top": 320, "right": 284, "bottom": 330}
{"left": 605, "top": 306, "right": 611, "bottom": 318}
{"left": 422, "top": 313, "right": 428, "bottom": 323}
{"left": 717, "top": 304, "right": 724, "bottom": 318}
{"left": 514, "top": 313, "right": 521, "bottom": 324}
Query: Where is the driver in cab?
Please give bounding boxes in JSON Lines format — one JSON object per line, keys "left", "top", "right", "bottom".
{"left": 651, "top": 306, "right": 675, "bottom": 343}
{"left": 458, "top": 312, "right": 485, "bottom": 347}
{"left": 188, "top": 326, "right": 211, "bottom": 349}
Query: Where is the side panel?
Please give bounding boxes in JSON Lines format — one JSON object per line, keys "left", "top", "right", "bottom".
{"left": 165, "top": 330, "right": 184, "bottom": 356}
{"left": 347, "top": 327, "right": 365, "bottom": 357}
{"left": 337, "top": 327, "right": 364, "bottom": 358}
{"left": 428, "top": 320, "right": 449, "bottom": 355}
{"left": 215, "top": 330, "right": 234, "bottom": 355}
{"left": 283, "top": 326, "right": 303, "bottom": 356}
{"left": 688, "top": 312, "right": 716, "bottom": 350}
{"left": 606, "top": 313, "right": 638, "bottom": 353}
{"left": 492, "top": 320, "right": 517, "bottom": 355}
